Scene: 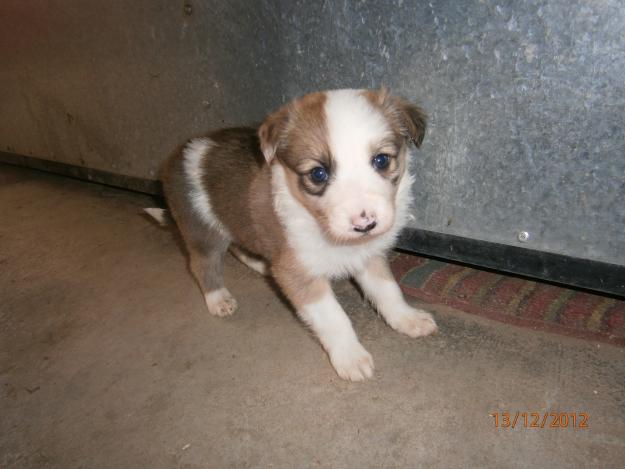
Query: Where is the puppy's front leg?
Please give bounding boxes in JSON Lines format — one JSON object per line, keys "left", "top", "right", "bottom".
{"left": 273, "top": 257, "right": 374, "bottom": 381}
{"left": 355, "top": 255, "right": 437, "bottom": 337}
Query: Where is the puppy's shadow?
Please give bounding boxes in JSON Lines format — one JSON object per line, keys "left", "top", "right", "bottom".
{"left": 239, "top": 260, "right": 294, "bottom": 313}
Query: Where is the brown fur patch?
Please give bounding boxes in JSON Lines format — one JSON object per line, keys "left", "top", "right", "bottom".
{"left": 278, "top": 92, "right": 331, "bottom": 178}
{"left": 260, "top": 92, "right": 338, "bottom": 237}
{"left": 179, "top": 128, "right": 286, "bottom": 261}
{"left": 258, "top": 92, "right": 330, "bottom": 168}
{"left": 259, "top": 92, "right": 333, "bottom": 199}
{"left": 272, "top": 248, "right": 330, "bottom": 306}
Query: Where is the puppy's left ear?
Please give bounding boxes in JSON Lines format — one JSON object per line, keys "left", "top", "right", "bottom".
{"left": 258, "top": 105, "right": 290, "bottom": 164}
{"left": 391, "top": 97, "right": 427, "bottom": 148}
{"left": 396, "top": 98, "right": 427, "bottom": 148}
{"left": 372, "top": 88, "right": 427, "bottom": 148}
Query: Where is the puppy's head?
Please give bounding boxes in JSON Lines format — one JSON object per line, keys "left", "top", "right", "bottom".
{"left": 259, "top": 88, "right": 426, "bottom": 244}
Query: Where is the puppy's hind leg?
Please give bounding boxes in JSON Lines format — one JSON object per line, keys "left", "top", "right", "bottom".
{"left": 163, "top": 138, "right": 238, "bottom": 316}
{"left": 170, "top": 213, "right": 238, "bottom": 316}
{"left": 187, "top": 229, "right": 238, "bottom": 317}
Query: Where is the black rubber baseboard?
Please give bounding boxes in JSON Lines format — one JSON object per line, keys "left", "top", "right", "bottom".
{"left": 397, "top": 229, "right": 625, "bottom": 297}
{"left": 3, "top": 152, "right": 623, "bottom": 297}
{"left": 0, "top": 152, "right": 161, "bottom": 195}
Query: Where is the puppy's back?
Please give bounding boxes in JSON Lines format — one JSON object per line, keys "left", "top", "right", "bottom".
{"left": 163, "top": 127, "right": 282, "bottom": 260}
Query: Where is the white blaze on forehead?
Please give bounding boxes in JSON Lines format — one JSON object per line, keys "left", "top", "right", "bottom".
{"left": 324, "top": 89, "right": 391, "bottom": 172}
{"left": 321, "top": 90, "right": 396, "bottom": 238}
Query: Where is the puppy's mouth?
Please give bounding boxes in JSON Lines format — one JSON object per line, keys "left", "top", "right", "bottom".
{"left": 322, "top": 220, "right": 391, "bottom": 245}
{"left": 353, "top": 220, "right": 377, "bottom": 234}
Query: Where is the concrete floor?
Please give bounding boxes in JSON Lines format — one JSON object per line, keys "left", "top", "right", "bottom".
{"left": 1, "top": 163, "right": 624, "bottom": 469}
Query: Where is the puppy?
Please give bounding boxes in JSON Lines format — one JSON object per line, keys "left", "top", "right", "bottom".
{"left": 154, "top": 88, "right": 437, "bottom": 381}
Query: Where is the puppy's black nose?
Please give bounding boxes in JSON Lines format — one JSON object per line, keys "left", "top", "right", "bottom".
{"left": 354, "top": 220, "right": 377, "bottom": 233}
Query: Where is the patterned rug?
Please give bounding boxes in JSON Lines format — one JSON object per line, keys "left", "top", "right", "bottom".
{"left": 390, "top": 253, "right": 625, "bottom": 347}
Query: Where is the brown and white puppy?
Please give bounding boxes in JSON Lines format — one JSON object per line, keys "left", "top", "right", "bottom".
{"left": 153, "top": 88, "right": 436, "bottom": 381}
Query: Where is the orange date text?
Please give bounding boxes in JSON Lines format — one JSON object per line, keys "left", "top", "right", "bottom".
{"left": 490, "top": 412, "right": 589, "bottom": 429}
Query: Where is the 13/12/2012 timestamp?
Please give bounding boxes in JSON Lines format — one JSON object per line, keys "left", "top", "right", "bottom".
{"left": 491, "top": 412, "right": 589, "bottom": 429}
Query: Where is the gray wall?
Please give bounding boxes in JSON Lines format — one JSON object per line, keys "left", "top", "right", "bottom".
{"left": 0, "top": 1, "right": 283, "bottom": 179}
{"left": 1, "top": 0, "right": 624, "bottom": 266}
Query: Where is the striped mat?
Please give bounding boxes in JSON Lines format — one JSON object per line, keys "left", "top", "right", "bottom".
{"left": 390, "top": 253, "right": 625, "bottom": 347}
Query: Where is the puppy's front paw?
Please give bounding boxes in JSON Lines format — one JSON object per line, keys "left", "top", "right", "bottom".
{"left": 329, "top": 341, "right": 374, "bottom": 381}
{"left": 204, "top": 288, "right": 238, "bottom": 317}
{"left": 390, "top": 307, "right": 437, "bottom": 338}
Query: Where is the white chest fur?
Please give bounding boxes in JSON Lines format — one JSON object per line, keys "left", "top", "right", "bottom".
{"left": 271, "top": 164, "right": 414, "bottom": 279}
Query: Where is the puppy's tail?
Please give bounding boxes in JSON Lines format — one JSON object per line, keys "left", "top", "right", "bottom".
{"left": 143, "top": 207, "right": 171, "bottom": 227}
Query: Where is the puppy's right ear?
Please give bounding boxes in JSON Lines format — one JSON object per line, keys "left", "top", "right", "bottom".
{"left": 258, "top": 105, "right": 290, "bottom": 164}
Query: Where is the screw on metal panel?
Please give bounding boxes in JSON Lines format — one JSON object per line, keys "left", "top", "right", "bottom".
{"left": 518, "top": 231, "right": 530, "bottom": 242}
{"left": 184, "top": 3, "right": 193, "bottom": 15}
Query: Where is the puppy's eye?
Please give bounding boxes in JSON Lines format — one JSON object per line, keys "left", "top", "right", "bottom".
{"left": 310, "top": 166, "right": 329, "bottom": 184}
{"left": 372, "top": 153, "right": 390, "bottom": 170}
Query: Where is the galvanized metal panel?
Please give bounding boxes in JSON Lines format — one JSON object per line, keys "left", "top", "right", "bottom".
{"left": 1, "top": 0, "right": 624, "bottom": 265}
{"left": 274, "top": 0, "right": 625, "bottom": 266}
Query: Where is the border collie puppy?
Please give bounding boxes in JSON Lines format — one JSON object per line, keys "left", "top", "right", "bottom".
{"left": 152, "top": 88, "right": 437, "bottom": 381}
